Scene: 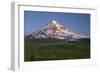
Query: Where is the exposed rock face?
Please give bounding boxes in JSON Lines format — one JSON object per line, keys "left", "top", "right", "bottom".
{"left": 25, "top": 20, "right": 88, "bottom": 40}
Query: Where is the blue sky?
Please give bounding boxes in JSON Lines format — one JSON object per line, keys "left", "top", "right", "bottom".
{"left": 24, "top": 11, "right": 90, "bottom": 37}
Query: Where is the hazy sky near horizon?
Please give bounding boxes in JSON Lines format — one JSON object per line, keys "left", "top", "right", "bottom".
{"left": 24, "top": 11, "right": 90, "bottom": 37}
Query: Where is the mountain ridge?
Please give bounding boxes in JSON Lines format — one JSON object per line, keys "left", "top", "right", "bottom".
{"left": 25, "top": 20, "right": 89, "bottom": 41}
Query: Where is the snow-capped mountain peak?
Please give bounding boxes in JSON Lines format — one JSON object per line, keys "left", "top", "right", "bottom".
{"left": 52, "top": 20, "right": 57, "bottom": 24}
{"left": 25, "top": 20, "right": 88, "bottom": 40}
{"left": 44, "top": 20, "right": 63, "bottom": 29}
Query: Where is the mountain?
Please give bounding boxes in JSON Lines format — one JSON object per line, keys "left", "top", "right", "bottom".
{"left": 25, "top": 20, "right": 89, "bottom": 41}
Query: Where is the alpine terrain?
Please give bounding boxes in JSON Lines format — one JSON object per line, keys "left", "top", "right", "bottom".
{"left": 25, "top": 20, "right": 88, "bottom": 41}
{"left": 24, "top": 20, "right": 90, "bottom": 61}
